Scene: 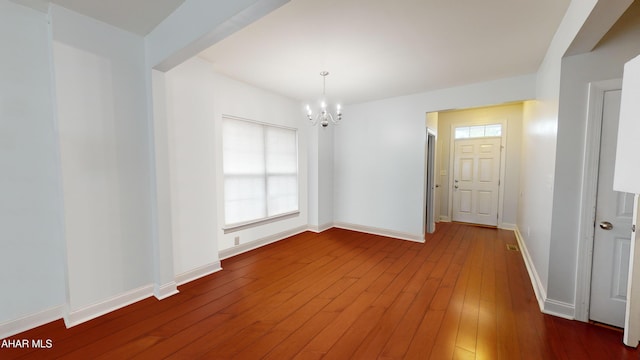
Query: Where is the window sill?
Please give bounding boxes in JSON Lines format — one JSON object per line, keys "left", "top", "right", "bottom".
{"left": 222, "top": 211, "right": 300, "bottom": 234}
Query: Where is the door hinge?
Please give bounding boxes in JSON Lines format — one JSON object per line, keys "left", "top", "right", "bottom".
{"left": 633, "top": 224, "right": 636, "bottom": 233}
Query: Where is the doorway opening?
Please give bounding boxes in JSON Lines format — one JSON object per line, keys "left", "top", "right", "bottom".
{"left": 425, "top": 129, "right": 437, "bottom": 234}
{"left": 427, "top": 104, "right": 521, "bottom": 230}
{"left": 450, "top": 125, "right": 503, "bottom": 226}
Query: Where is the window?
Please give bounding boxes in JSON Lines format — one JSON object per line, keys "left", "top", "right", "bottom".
{"left": 454, "top": 124, "right": 502, "bottom": 139}
{"left": 222, "top": 116, "right": 298, "bottom": 228}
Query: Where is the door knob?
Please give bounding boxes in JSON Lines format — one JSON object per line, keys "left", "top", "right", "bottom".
{"left": 599, "top": 221, "right": 613, "bottom": 230}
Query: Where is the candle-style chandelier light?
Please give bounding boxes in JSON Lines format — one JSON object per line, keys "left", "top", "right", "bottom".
{"left": 305, "top": 71, "right": 342, "bottom": 127}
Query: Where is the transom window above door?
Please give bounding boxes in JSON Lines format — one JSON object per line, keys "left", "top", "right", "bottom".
{"left": 454, "top": 124, "right": 502, "bottom": 139}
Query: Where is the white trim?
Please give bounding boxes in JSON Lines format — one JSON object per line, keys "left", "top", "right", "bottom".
{"left": 498, "top": 222, "right": 517, "bottom": 230}
{"left": 423, "top": 128, "right": 437, "bottom": 235}
{"left": 223, "top": 211, "right": 300, "bottom": 234}
{"left": 624, "top": 194, "right": 640, "bottom": 347}
{"left": 575, "top": 79, "right": 622, "bottom": 322}
{"left": 0, "top": 305, "right": 64, "bottom": 339}
{"left": 64, "top": 285, "right": 154, "bottom": 328}
{"left": 154, "top": 282, "right": 179, "bottom": 300}
{"left": 222, "top": 114, "right": 298, "bottom": 131}
{"left": 515, "top": 227, "right": 576, "bottom": 320}
{"left": 308, "top": 222, "right": 334, "bottom": 233}
{"left": 218, "top": 225, "right": 308, "bottom": 260}
{"left": 439, "top": 216, "right": 451, "bottom": 222}
{"left": 514, "top": 227, "right": 546, "bottom": 311}
{"left": 543, "top": 299, "right": 576, "bottom": 320}
{"left": 333, "top": 222, "right": 424, "bottom": 243}
{"left": 175, "top": 262, "right": 222, "bottom": 286}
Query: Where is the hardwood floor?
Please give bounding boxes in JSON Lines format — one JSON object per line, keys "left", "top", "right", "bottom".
{"left": 2, "top": 222, "right": 638, "bottom": 359}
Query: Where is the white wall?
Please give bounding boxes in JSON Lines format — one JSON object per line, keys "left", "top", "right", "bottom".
{"left": 0, "top": 0, "right": 66, "bottom": 332}
{"left": 334, "top": 75, "right": 535, "bottom": 239}
{"left": 516, "top": 0, "right": 638, "bottom": 317}
{"left": 163, "top": 58, "right": 218, "bottom": 277}
{"left": 308, "top": 124, "right": 334, "bottom": 231}
{"left": 547, "top": 2, "right": 640, "bottom": 307}
{"left": 51, "top": 6, "right": 154, "bottom": 315}
{"left": 0, "top": 0, "right": 293, "bottom": 338}
{"left": 436, "top": 103, "right": 523, "bottom": 227}
{"left": 164, "top": 57, "right": 308, "bottom": 276}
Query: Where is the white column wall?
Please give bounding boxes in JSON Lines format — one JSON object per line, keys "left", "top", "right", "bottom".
{"left": 308, "top": 124, "right": 334, "bottom": 231}
{"left": 163, "top": 58, "right": 219, "bottom": 277}
{"left": 51, "top": 6, "right": 154, "bottom": 317}
{"left": 0, "top": 0, "right": 66, "bottom": 333}
{"left": 516, "top": 0, "right": 617, "bottom": 316}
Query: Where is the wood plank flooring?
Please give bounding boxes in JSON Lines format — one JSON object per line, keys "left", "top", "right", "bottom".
{"left": 2, "top": 222, "right": 638, "bottom": 359}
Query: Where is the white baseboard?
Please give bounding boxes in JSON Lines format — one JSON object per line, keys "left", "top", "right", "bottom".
{"left": 513, "top": 226, "right": 575, "bottom": 320}
{"left": 514, "top": 227, "right": 547, "bottom": 311}
{"left": 499, "top": 222, "right": 517, "bottom": 230}
{"left": 333, "top": 222, "right": 424, "bottom": 243}
{"left": 64, "top": 285, "right": 154, "bottom": 328}
{"left": 218, "top": 225, "right": 308, "bottom": 260}
{"left": 0, "top": 305, "right": 64, "bottom": 339}
{"left": 175, "top": 262, "right": 222, "bottom": 286}
{"left": 154, "top": 281, "right": 179, "bottom": 300}
{"left": 439, "top": 216, "right": 451, "bottom": 222}
{"left": 543, "top": 299, "right": 575, "bottom": 320}
{"left": 308, "top": 222, "right": 334, "bottom": 233}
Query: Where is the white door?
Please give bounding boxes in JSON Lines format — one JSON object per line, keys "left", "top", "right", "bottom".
{"left": 452, "top": 137, "right": 501, "bottom": 226}
{"left": 590, "top": 89, "right": 634, "bottom": 328}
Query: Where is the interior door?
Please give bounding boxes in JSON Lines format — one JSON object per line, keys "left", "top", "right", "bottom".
{"left": 590, "top": 89, "right": 634, "bottom": 328}
{"left": 425, "top": 132, "right": 436, "bottom": 234}
{"left": 452, "top": 137, "right": 501, "bottom": 226}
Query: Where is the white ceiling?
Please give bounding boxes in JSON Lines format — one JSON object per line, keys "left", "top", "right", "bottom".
{"left": 50, "top": 0, "right": 571, "bottom": 105}
{"left": 51, "top": 0, "right": 185, "bottom": 36}
{"left": 198, "top": 0, "right": 571, "bottom": 105}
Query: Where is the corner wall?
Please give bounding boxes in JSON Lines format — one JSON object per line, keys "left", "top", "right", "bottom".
{"left": 164, "top": 57, "right": 309, "bottom": 277}
{"left": 0, "top": 0, "right": 66, "bottom": 336}
{"left": 516, "top": 0, "right": 635, "bottom": 318}
{"left": 334, "top": 75, "right": 535, "bottom": 240}
{"left": 548, "top": 1, "right": 640, "bottom": 310}
{"left": 51, "top": 5, "right": 154, "bottom": 322}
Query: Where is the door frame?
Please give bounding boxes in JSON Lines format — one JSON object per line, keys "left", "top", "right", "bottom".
{"left": 424, "top": 128, "right": 437, "bottom": 235}
{"left": 447, "top": 119, "right": 508, "bottom": 227}
{"left": 574, "top": 78, "right": 622, "bottom": 322}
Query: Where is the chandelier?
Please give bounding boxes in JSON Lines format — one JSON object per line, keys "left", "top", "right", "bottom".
{"left": 306, "top": 71, "right": 342, "bottom": 127}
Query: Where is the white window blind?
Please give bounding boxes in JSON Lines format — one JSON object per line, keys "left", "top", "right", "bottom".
{"left": 222, "top": 116, "right": 298, "bottom": 227}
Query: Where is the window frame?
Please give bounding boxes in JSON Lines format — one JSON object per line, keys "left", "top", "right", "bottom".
{"left": 454, "top": 123, "right": 503, "bottom": 139}
{"left": 221, "top": 115, "right": 300, "bottom": 233}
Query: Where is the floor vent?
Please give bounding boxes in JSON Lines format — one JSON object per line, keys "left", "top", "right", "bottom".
{"left": 506, "top": 244, "right": 519, "bottom": 252}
